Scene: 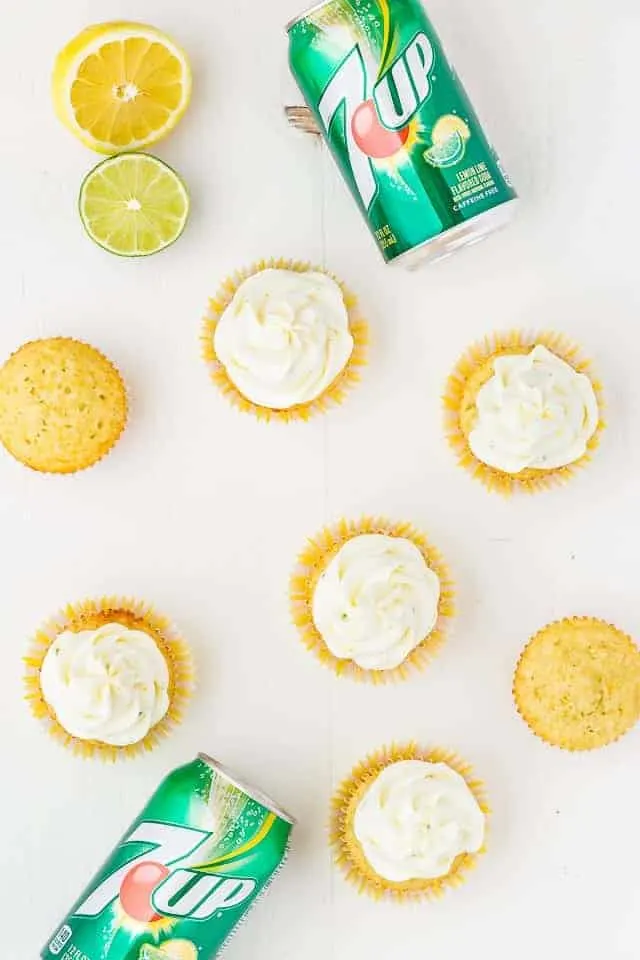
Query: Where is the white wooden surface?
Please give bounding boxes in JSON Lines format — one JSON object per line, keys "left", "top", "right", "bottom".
{"left": 1, "top": 0, "right": 639, "bottom": 957}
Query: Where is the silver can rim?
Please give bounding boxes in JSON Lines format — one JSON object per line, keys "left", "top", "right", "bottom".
{"left": 286, "top": 0, "right": 335, "bottom": 32}
{"left": 387, "top": 197, "right": 519, "bottom": 267}
{"left": 198, "top": 753, "right": 296, "bottom": 825}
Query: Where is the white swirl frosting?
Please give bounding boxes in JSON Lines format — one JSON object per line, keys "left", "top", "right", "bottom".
{"left": 311, "top": 534, "right": 440, "bottom": 671}
{"left": 354, "top": 760, "right": 486, "bottom": 882}
{"left": 39, "top": 623, "right": 170, "bottom": 747}
{"left": 469, "top": 345, "right": 599, "bottom": 474}
{"left": 213, "top": 268, "right": 354, "bottom": 409}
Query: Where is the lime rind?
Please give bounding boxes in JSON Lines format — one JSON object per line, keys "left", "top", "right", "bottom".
{"left": 424, "top": 132, "right": 466, "bottom": 169}
{"left": 79, "top": 152, "right": 189, "bottom": 257}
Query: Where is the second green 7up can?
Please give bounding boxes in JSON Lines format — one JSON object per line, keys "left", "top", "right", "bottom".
{"left": 40, "top": 755, "right": 294, "bottom": 960}
{"left": 288, "top": 0, "right": 517, "bottom": 266}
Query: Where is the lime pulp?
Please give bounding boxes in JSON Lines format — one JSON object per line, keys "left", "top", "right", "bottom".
{"left": 78, "top": 152, "right": 190, "bottom": 257}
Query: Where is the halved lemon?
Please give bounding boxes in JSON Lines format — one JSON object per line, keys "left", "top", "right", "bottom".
{"left": 53, "top": 21, "right": 192, "bottom": 153}
{"left": 431, "top": 114, "right": 471, "bottom": 145}
{"left": 79, "top": 153, "right": 190, "bottom": 257}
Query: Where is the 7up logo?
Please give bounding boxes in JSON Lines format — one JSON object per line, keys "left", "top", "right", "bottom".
{"left": 75, "top": 821, "right": 257, "bottom": 924}
{"left": 318, "top": 32, "right": 435, "bottom": 209}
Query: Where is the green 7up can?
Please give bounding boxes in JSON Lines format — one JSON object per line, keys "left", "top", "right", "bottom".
{"left": 41, "top": 755, "right": 294, "bottom": 960}
{"left": 288, "top": 0, "right": 517, "bottom": 266}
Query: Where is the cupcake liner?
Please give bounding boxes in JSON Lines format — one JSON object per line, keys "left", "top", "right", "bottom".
{"left": 290, "top": 516, "right": 454, "bottom": 683}
{"left": 513, "top": 616, "right": 640, "bottom": 752}
{"left": 201, "top": 258, "right": 369, "bottom": 423}
{"left": 443, "top": 330, "right": 605, "bottom": 496}
{"left": 0, "top": 337, "right": 128, "bottom": 475}
{"left": 330, "top": 743, "right": 489, "bottom": 902}
{"left": 24, "top": 595, "right": 195, "bottom": 761}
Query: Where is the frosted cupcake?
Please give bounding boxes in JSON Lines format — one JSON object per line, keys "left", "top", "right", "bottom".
{"left": 24, "top": 597, "right": 194, "bottom": 760}
{"left": 444, "top": 332, "right": 604, "bottom": 494}
{"left": 0, "top": 337, "right": 127, "bottom": 473}
{"left": 202, "top": 259, "right": 368, "bottom": 421}
{"left": 290, "top": 517, "right": 454, "bottom": 682}
{"left": 514, "top": 617, "right": 640, "bottom": 751}
{"left": 331, "top": 744, "right": 488, "bottom": 900}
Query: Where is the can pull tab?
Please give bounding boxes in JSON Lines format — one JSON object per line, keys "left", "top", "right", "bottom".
{"left": 284, "top": 105, "right": 321, "bottom": 136}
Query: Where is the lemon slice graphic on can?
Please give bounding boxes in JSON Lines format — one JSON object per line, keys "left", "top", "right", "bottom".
{"left": 431, "top": 114, "right": 471, "bottom": 144}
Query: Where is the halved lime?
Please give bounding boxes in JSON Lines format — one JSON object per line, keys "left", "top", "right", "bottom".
{"left": 79, "top": 152, "right": 189, "bottom": 256}
{"left": 424, "top": 131, "right": 466, "bottom": 169}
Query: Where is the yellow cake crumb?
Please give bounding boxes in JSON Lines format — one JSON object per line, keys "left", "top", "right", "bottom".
{"left": 514, "top": 617, "right": 640, "bottom": 750}
{"left": 0, "top": 337, "right": 127, "bottom": 473}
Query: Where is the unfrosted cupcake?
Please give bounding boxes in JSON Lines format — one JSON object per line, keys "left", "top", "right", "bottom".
{"left": 0, "top": 337, "right": 127, "bottom": 473}
{"left": 444, "top": 332, "right": 604, "bottom": 494}
{"left": 201, "top": 259, "right": 368, "bottom": 421}
{"left": 24, "top": 596, "right": 194, "bottom": 760}
{"left": 514, "top": 617, "right": 640, "bottom": 751}
{"left": 290, "top": 517, "right": 454, "bottom": 682}
{"left": 331, "top": 744, "right": 488, "bottom": 900}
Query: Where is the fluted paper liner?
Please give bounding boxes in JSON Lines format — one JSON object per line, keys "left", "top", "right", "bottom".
{"left": 330, "top": 743, "right": 489, "bottom": 901}
{"left": 201, "top": 258, "right": 368, "bottom": 422}
{"left": 513, "top": 616, "right": 640, "bottom": 751}
{"left": 443, "top": 330, "right": 605, "bottom": 495}
{"left": 24, "top": 595, "right": 195, "bottom": 761}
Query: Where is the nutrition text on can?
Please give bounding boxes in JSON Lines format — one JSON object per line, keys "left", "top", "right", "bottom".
{"left": 288, "top": 0, "right": 517, "bottom": 267}
{"left": 41, "top": 754, "right": 294, "bottom": 960}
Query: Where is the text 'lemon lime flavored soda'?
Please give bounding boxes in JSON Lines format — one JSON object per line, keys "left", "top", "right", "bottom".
{"left": 41, "top": 755, "right": 294, "bottom": 960}
{"left": 287, "top": 0, "right": 517, "bottom": 266}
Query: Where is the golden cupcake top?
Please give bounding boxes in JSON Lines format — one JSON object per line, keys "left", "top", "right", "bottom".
{"left": 0, "top": 337, "right": 127, "bottom": 473}
{"left": 514, "top": 617, "right": 640, "bottom": 751}
{"left": 444, "top": 331, "right": 604, "bottom": 495}
{"left": 330, "top": 743, "right": 489, "bottom": 901}
{"left": 24, "top": 596, "right": 195, "bottom": 761}
{"left": 202, "top": 258, "right": 368, "bottom": 422}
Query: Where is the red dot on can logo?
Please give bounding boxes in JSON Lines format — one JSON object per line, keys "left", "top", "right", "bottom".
{"left": 351, "top": 100, "right": 409, "bottom": 159}
{"left": 119, "top": 861, "right": 170, "bottom": 923}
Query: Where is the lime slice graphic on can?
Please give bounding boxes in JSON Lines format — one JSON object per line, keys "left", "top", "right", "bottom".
{"left": 139, "top": 947, "right": 166, "bottom": 960}
{"left": 424, "top": 132, "right": 466, "bottom": 168}
{"left": 139, "top": 941, "right": 197, "bottom": 960}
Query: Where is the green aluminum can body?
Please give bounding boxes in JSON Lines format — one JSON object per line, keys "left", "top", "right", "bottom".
{"left": 40, "top": 755, "right": 294, "bottom": 960}
{"left": 288, "top": 0, "right": 517, "bottom": 266}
